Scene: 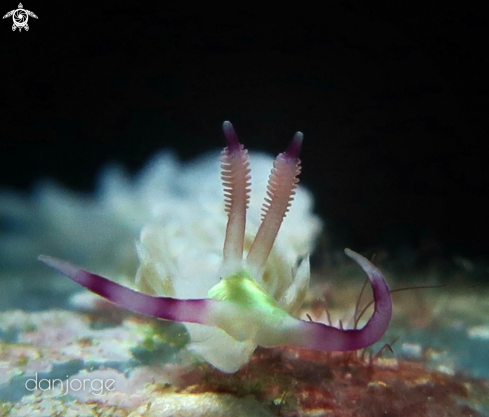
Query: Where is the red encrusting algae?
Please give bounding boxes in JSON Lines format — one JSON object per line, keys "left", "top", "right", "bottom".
{"left": 186, "top": 346, "right": 488, "bottom": 416}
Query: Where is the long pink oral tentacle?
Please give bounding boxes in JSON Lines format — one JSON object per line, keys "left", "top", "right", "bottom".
{"left": 38, "top": 255, "right": 216, "bottom": 324}
{"left": 289, "top": 249, "right": 392, "bottom": 351}
{"left": 39, "top": 248, "right": 392, "bottom": 352}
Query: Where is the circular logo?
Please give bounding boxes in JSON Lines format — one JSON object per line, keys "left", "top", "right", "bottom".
{"left": 13, "top": 9, "right": 27, "bottom": 27}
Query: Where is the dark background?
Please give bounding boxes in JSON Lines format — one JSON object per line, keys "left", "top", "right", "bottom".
{"left": 1, "top": 2, "right": 488, "bottom": 273}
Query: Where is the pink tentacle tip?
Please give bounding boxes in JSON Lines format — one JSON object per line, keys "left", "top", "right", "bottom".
{"left": 284, "top": 131, "right": 303, "bottom": 160}
{"left": 293, "top": 248, "right": 392, "bottom": 352}
{"left": 222, "top": 121, "right": 242, "bottom": 153}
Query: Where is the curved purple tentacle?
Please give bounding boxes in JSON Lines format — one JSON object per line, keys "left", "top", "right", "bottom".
{"left": 38, "top": 255, "right": 216, "bottom": 324}
{"left": 39, "top": 247, "right": 392, "bottom": 352}
{"left": 287, "top": 249, "right": 392, "bottom": 351}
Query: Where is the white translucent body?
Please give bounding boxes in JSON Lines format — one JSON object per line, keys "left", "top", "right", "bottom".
{"left": 135, "top": 152, "right": 321, "bottom": 372}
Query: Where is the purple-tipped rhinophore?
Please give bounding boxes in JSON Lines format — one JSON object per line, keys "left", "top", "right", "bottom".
{"left": 220, "top": 121, "right": 251, "bottom": 270}
{"left": 222, "top": 120, "right": 242, "bottom": 153}
{"left": 246, "top": 131, "right": 302, "bottom": 276}
{"left": 284, "top": 131, "right": 303, "bottom": 160}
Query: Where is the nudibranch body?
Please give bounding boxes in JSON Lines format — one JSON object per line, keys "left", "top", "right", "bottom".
{"left": 40, "top": 122, "right": 392, "bottom": 373}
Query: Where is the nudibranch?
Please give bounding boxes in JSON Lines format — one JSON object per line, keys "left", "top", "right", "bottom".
{"left": 39, "top": 122, "right": 392, "bottom": 373}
